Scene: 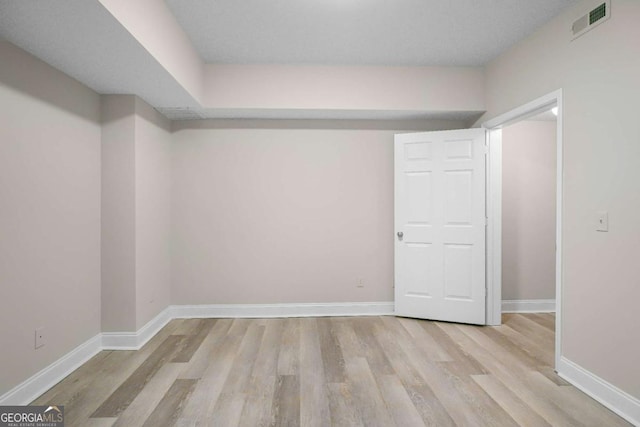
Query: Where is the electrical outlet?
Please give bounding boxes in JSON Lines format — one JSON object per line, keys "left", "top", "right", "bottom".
{"left": 35, "top": 328, "right": 45, "bottom": 349}
{"left": 595, "top": 211, "right": 609, "bottom": 232}
{"left": 356, "top": 278, "right": 364, "bottom": 288}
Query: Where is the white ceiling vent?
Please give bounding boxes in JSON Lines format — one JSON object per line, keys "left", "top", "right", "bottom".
{"left": 156, "top": 107, "right": 204, "bottom": 121}
{"left": 572, "top": 0, "right": 610, "bottom": 40}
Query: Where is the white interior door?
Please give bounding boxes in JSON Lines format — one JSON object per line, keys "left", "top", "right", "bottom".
{"left": 394, "top": 128, "right": 487, "bottom": 325}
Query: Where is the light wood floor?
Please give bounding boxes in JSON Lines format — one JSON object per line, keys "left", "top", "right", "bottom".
{"left": 33, "top": 314, "right": 631, "bottom": 426}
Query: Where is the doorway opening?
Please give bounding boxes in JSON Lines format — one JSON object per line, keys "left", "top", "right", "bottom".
{"left": 483, "top": 89, "right": 563, "bottom": 369}
{"left": 501, "top": 113, "right": 557, "bottom": 313}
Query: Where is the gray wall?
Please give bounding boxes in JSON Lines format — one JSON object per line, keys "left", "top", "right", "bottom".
{"left": 170, "top": 120, "right": 465, "bottom": 305}
{"left": 134, "top": 98, "right": 172, "bottom": 330}
{"left": 0, "top": 41, "right": 102, "bottom": 395}
{"left": 502, "top": 120, "right": 556, "bottom": 301}
{"left": 479, "top": 0, "right": 640, "bottom": 400}
{"left": 101, "top": 95, "right": 172, "bottom": 332}
{"left": 101, "top": 95, "right": 137, "bottom": 332}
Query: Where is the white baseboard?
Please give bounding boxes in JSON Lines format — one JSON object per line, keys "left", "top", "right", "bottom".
{"left": 0, "top": 308, "right": 172, "bottom": 405}
{"left": 0, "top": 334, "right": 102, "bottom": 406}
{"left": 170, "top": 301, "right": 395, "bottom": 319}
{"left": 502, "top": 299, "right": 556, "bottom": 313}
{"left": 0, "top": 302, "right": 393, "bottom": 405}
{"left": 558, "top": 356, "right": 640, "bottom": 426}
{"left": 102, "top": 307, "right": 172, "bottom": 350}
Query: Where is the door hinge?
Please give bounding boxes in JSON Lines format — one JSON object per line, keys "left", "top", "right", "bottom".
{"left": 485, "top": 217, "right": 489, "bottom": 227}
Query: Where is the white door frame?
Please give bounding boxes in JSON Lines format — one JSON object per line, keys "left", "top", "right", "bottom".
{"left": 482, "top": 89, "right": 563, "bottom": 369}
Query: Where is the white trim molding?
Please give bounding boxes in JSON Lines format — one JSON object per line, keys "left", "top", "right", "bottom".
{"left": 0, "top": 334, "right": 102, "bottom": 406}
{"left": 482, "top": 88, "right": 564, "bottom": 370}
{"left": 102, "top": 307, "right": 172, "bottom": 350}
{"left": 483, "top": 90, "right": 563, "bottom": 129}
{"left": 502, "top": 299, "right": 556, "bottom": 313}
{"left": 171, "top": 301, "right": 395, "bottom": 319}
{"left": 558, "top": 357, "right": 640, "bottom": 426}
{"left": 485, "top": 127, "right": 502, "bottom": 326}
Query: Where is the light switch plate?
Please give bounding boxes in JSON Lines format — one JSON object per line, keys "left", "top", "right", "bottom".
{"left": 595, "top": 211, "right": 609, "bottom": 232}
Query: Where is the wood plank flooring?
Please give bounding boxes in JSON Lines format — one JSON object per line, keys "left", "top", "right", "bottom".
{"left": 32, "top": 314, "right": 632, "bottom": 426}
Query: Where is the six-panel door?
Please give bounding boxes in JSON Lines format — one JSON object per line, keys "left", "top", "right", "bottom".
{"left": 394, "top": 129, "right": 486, "bottom": 325}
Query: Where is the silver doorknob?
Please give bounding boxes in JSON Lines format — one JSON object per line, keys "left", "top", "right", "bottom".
{"left": 397, "top": 231, "right": 404, "bottom": 240}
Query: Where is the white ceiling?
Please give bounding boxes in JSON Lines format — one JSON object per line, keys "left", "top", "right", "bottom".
{"left": 0, "top": 0, "right": 576, "bottom": 120}
{"left": 0, "top": 0, "right": 200, "bottom": 109}
{"left": 165, "top": 0, "right": 576, "bottom": 66}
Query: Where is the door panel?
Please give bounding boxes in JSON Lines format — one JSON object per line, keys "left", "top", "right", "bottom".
{"left": 445, "top": 170, "right": 473, "bottom": 224}
{"left": 395, "top": 129, "right": 486, "bottom": 325}
{"left": 443, "top": 243, "right": 473, "bottom": 299}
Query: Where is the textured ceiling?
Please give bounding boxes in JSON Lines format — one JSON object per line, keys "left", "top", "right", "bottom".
{"left": 0, "top": 0, "right": 200, "bottom": 109}
{"left": 165, "top": 0, "right": 576, "bottom": 66}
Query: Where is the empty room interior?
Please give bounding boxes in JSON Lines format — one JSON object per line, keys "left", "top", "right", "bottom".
{"left": 1, "top": 0, "right": 639, "bottom": 425}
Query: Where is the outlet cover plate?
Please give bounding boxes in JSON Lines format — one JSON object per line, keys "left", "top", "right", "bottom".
{"left": 596, "top": 211, "right": 609, "bottom": 232}
{"left": 35, "top": 327, "right": 45, "bottom": 349}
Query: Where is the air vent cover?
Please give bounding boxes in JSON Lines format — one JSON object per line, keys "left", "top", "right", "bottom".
{"left": 589, "top": 3, "right": 607, "bottom": 24}
{"left": 572, "top": 1, "right": 610, "bottom": 40}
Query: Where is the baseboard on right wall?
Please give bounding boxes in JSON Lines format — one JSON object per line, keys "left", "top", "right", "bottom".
{"left": 558, "top": 357, "right": 640, "bottom": 426}
{"left": 501, "top": 299, "right": 556, "bottom": 313}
